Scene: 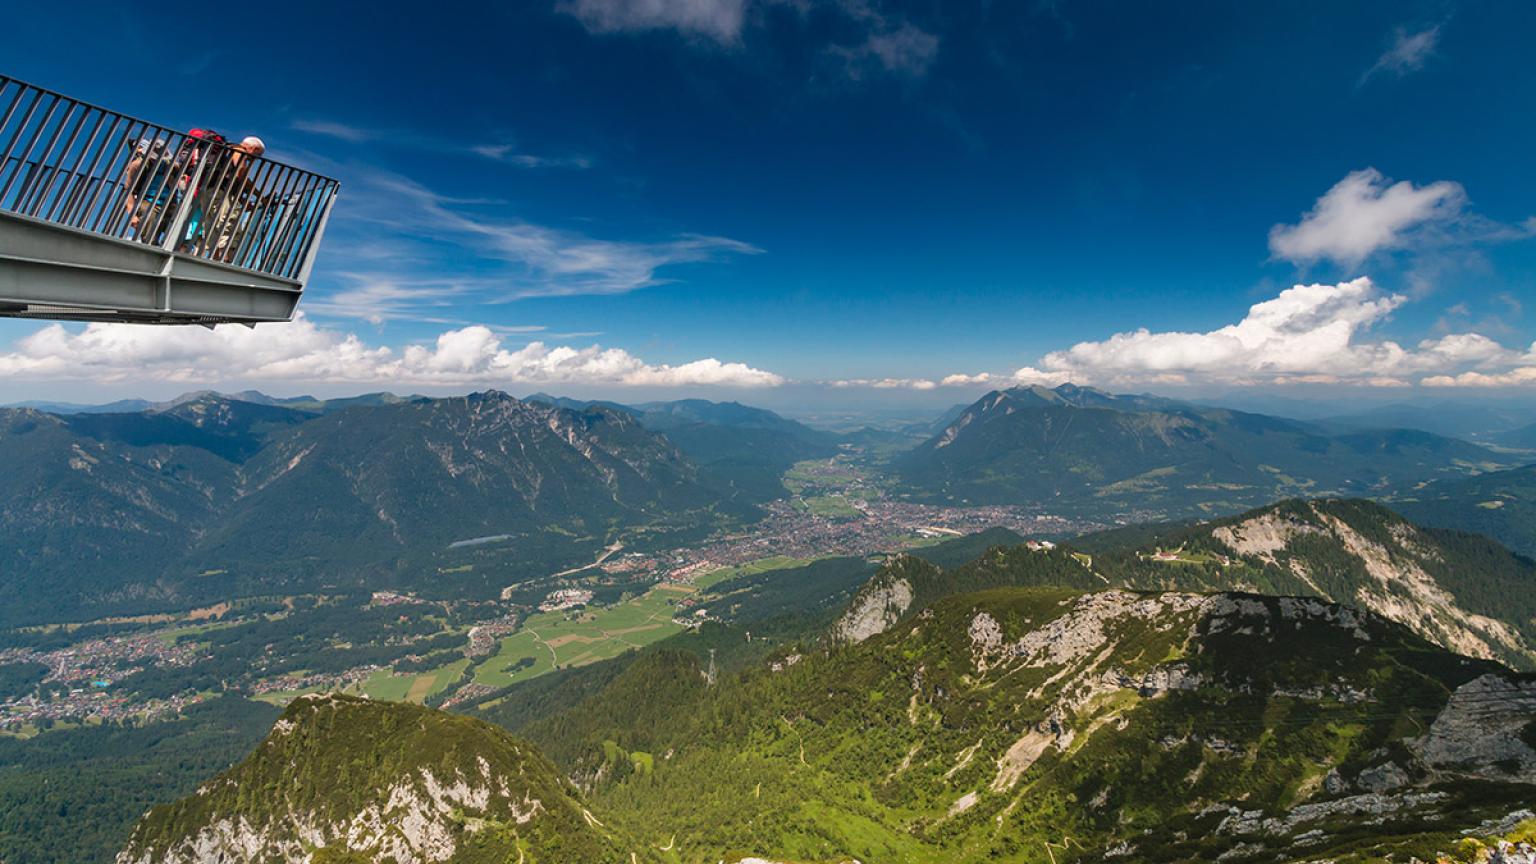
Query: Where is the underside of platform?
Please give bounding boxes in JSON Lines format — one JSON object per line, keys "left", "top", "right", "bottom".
{"left": 0, "top": 210, "right": 302, "bottom": 326}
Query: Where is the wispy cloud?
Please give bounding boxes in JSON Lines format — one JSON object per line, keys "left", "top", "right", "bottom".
{"left": 559, "top": 0, "right": 749, "bottom": 44}
{"left": 559, "top": 0, "right": 940, "bottom": 80}
{"left": 296, "top": 166, "right": 760, "bottom": 320}
{"left": 290, "top": 119, "right": 376, "bottom": 143}
{"left": 0, "top": 317, "right": 784, "bottom": 389}
{"left": 829, "top": 0, "right": 940, "bottom": 79}
{"left": 469, "top": 144, "right": 592, "bottom": 169}
{"left": 1359, "top": 25, "right": 1441, "bottom": 86}
{"left": 291, "top": 120, "right": 590, "bottom": 170}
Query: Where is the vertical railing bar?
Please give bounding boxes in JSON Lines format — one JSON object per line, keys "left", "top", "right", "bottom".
{"left": 82, "top": 119, "right": 135, "bottom": 235}
{"left": 272, "top": 170, "right": 312, "bottom": 278}
{"left": 227, "top": 154, "right": 280, "bottom": 268}
{"left": 159, "top": 151, "right": 206, "bottom": 259}
{"left": 0, "top": 92, "right": 61, "bottom": 205}
{"left": 94, "top": 120, "right": 139, "bottom": 237}
{"left": 0, "top": 89, "right": 46, "bottom": 206}
{"left": 268, "top": 167, "right": 308, "bottom": 275}
{"left": 258, "top": 165, "right": 297, "bottom": 273}
{"left": 285, "top": 174, "right": 329, "bottom": 278}
{"left": 187, "top": 139, "right": 240, "bottom": 258}
{"left": 75, "top": 115, "right": 129, "bottom": 230}
{"left": 293, "top": 183, "right": 337, "bottom": 287}
{"left": 0, "top": 85, "right": 38, "bottom": 161}
{"left": 207, "top": 141, "right": 256, "bottom": 260}
{"left": 0, "top": 81, "right": 31, "bottom": 168}
{"left": 97, "top": 119, "right": 151, "bottom": 237}
{"left": 289, "top": 180, "right": 331, "bottom": 279}
{"left": 47, "top": 109, "right": 109, "bottom": 224}
{"left": 258, "top": 165, "right": 297, "bottom": 272}
{"left": 22, "top": 99, "right": 86, "bottom": 216}
{"left": 46, "top": 105, "right": 102, "bottom": 221}
{"left": 287, "top": 181, "right": 334, "bottom": 280}
{"left": 253, "top": 164, "right": 292, "bottom": 272}
{"left": 138, "top": 126, "right": 190, "bottom": 246}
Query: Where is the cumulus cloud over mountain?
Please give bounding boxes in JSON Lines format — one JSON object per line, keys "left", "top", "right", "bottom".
{"left": 1008, "top": 278, "right": 1534, "bottom": 389}
{"left": 0, "top": 318, "right": 784, "bottom": 389}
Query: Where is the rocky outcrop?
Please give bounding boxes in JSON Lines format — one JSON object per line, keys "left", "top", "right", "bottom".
{"left": 117, "top": 694, "right": 628, "bottom": 864}
{"left": 1210, "top": 500, "right": 1535, "bottom": 667}
{"left": 831, "top": 555, "right": 941, "bottom": 644}
{"left": 833, "top": 573, "right": 914, "bottom": 644}
{"left": 1412, "top": 674, "right": 1536, "bottom": 783}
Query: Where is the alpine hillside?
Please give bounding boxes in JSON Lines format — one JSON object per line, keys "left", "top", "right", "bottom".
{"left": 895, "top": 384, "right": 1514, "bottom": 519}
{"left": 118, "top": 694, "right": 641, "bottom": 864}
{"left": 840, "top": 498, "right": 1536, "bottom": 669}
{"left": 1395, "top": 463, "right": 1536, "bottom": 559}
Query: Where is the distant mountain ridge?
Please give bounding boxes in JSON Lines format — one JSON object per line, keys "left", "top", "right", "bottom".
{"left": 527, "top": 393, "right": 841, "bottom": 503}
{"left": 896, "top": 383, "right": 1515, "bottom": 519}
{"left": 0, "top": 392, "right": 728, "bottom": 626}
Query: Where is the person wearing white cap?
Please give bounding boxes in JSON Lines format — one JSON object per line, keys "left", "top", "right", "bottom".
{"left": 203, "top": 134, "right": 268, "bottom": 262}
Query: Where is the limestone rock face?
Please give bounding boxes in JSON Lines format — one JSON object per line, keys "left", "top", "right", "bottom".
{"left": 832, "top": 554, "right": 940, "bottom": 644}
{"left": 1412, "top": 674, "right": 1536, "bottom": 783}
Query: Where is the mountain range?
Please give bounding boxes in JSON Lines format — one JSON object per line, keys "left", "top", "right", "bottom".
{"left": 895, "top": 384, "right": 1520, "bottom": 520}
{"left": 0, "top": 391, "right": 831, "bottom": 627}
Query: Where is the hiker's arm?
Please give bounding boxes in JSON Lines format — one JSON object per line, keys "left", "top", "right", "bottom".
{"left": 122, "top": 157, "right": 142, "bottom": 214}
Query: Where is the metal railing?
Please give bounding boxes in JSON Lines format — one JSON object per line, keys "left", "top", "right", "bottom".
{"left": 0, "top": 74, "right": 338, "bottom": 283}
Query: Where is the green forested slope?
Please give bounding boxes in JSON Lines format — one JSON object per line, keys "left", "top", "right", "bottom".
{"left": 0, "top": 698, "right": 279, "bottom": 864}
{"left": 568, "top": 587, "right": 1536, "bottom": 863}
{"left": 120, "top": 694, "right": 642, "bottom": 864}
{"left": 1394, "top": 463, "right": 1536, "bottom": 558}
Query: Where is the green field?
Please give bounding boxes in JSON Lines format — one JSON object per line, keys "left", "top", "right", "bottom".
{"left": 360, "top": 660, "right": 469, "bottom": 703}
{"left": 473, "top": 585, "right": 692, "bottom": 688}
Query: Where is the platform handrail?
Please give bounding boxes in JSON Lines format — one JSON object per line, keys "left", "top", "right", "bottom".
{"left": 0, "top": 74, "right": 339, "bottom": 284}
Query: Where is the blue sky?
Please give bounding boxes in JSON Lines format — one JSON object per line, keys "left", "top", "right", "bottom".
{"left": 1, "top": 0, "right": 1534, "bottom": 407}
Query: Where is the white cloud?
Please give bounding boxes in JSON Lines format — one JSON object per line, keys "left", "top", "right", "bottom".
{"left": 1008, "top": 367, "right": 1074, "bottom": 387}
{"left": 1422, "top": 342, "right": 1536, "bottom": 388}
{"left": 938, "top": 372, "right": 992, "bottom": 386}
{"left": 1269, "top": 169, "right": 1465, "bottom": 267}
{"left": 831, "top": 377, "right": 938, "bottom": 390}
{"left": 1360, "top": 25, "right": 1440, "bottom": 85}
{"left": 559, "top": 0, "right": 749, "bottom": 44}
{"left": 1422, "top": 366, "right": 1536, "bottom": 388}
{"left": 1005, "top": 278, "right": 1534, "bottom": 388}
{"left": 0, "top": 318, "right": 783, "bottom": 389}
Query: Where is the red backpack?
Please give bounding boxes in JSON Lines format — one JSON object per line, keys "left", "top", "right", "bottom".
{"left": 187, "top": 128, "right": 227, "bottom": 147}
{"left": 180, "top": 128, "right": 230, "bottom": 176}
